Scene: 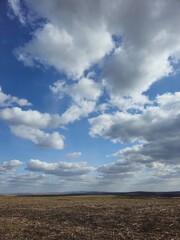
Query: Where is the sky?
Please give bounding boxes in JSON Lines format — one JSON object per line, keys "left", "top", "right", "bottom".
{"left": 0, "top": 0, "right": 180, "bottom": 193}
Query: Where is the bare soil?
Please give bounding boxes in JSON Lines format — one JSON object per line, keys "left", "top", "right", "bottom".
{"left": 0, "top": 195, "right": 179, "bottom": 239}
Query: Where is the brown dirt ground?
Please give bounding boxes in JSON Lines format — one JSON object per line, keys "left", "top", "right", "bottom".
{"left": 0, "top": 195, "right": 179, "bottom": 239}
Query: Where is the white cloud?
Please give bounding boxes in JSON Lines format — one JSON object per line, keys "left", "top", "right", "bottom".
{"left": 156, "top": 92, "right": 180, "bottom": 109}
{"left": 97, "top": 155, "right": 180, "bottom": 190}
{"left": 109, "top": 94, "right": 151, "bottom": 112}
{"left": 8, "top": 0, "right": 26, "bottom": 25}
{"left": 10, "top": 125, "right": 64, "bottom": 150}
{"left": 26, "top": 159, "right": 95, "bottom": 177}
{"left": 98, "top": 159, "right": 140, "bottom": 176}
{"left": 12, "top": 0, "right": 180, "bottom": 97}
{"left": 0, "top": 107, "right": 60, "bottom": 129}
{"left": 14, "top": 0, "right": 115, "bottom": 77}
{"left": 0, "top": 105, "right": 65, "bottom": 150}
{"left": 60, "top": 101, "right": 96, "bottom": 125}
{"left": 50, "top": 78, "right": 102, "bottom": 103}
{"left": 10, "top": 0, "right": 180, "bottom": 130}
{"left": 66, "top": 152, "right": 82, "bottom": 159}
{"left": 102, "top": 0, "right": 180, "bottom": 97}
{"left": 50, "top": 78, "right": 102, "bottom": 124}
{"left": 89, "top": 92, "right": 180, "bottom": 188}
{"left": 0, "top": 87, "right": 68, "bottom": 150}
{"left": 16, "top": 21, "right": 113, "bottom": 78}
{"left": 0, "top": 160, "right": 23, "bottom": 174}
{"left": 0, "top": 87, "right": 31, "bottom": 107}
{"left": 103, "top": 43, "right": 173, "bottom": 97}
{"left": 89, "top": 92, "right": 180, "bottom": 144}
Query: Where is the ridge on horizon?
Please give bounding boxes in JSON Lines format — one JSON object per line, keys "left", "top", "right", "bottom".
{"left": 1, "top": 191, "right": 180, "bottom": 198}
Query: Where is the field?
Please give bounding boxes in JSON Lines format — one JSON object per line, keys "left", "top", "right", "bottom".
{"left": 0, "top": 195, "right": 179, "bottom": 240}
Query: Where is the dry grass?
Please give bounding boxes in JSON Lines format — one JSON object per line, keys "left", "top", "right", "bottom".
{"left": 0, "top": 195, "right": 179, "bottom": 239}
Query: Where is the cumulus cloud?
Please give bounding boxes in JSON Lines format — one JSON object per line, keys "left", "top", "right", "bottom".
{"left": 98, "top": 159, "right": 140, "bottom": 181}
{"left": 9, "top": 0, "right": 180, "bottom": 123}
{"left": 0, "top": 106, "right": 65, "bottom": 149}
{"left": 0, "top": 93, "right": 66, "bottom": 149}
{"left": 97, "top": 156, "right": 180, "bottom": 190}
{"left": 50, "top": 78, "right": 102, "bottom": 124}
{"left": 50, "top": 78, "right": 102, "bottom": 103}
{"left": 60, "top": 101, "right": 96, "bottom": 125}
{"left": 103, "top": 0, "right": 180, "bottom": 98}
{"left": 90, "top": 92, "right": 180, "bottom": 187}
{"left": 66, "top": 152, "right": 82, "bottom": 159}
{"left": 15, "top": 4, "right": 113, "bottom": 77}
{"left": 112, "top": 138, "right": 180, "bottom": 166}
{"left": 11, "top": 0, "right": 114, "bottom": 77}
{"left": 89, "top": 92, "right": 180, "bottom": 144}
{"left": 26, "top": 159, "right": 95, "bottom": 177}
{"left": 0, "top": 87, "right": 31, "bottom": 107}
{"left": 0, "top": 160, "right": 23, "bottom": 174}
{"left": 11, "top": 0, "right": 180, "bottom": 95}
{"left": 10, "top": 125, "right": 64, "bottom": 150}
{"left": 109, "top": 94, "right": 152, "bottom": 112}
{"left": 0, "top": 107, "right": 60, "bottom": 128}
{"left": 103, "top": 40, "right": 173, "bottom": 97}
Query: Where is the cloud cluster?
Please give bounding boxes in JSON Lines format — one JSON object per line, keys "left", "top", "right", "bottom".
{"left": 8, "top": 0, "right": 180, "bottom": 121}
{"left": 89, "top": 92, "right": 180, "bottom": 144}
{"left": 9, "top": 0, "right": 180, "bottom": 97}
{"left": 26, "top": 159, "right": 95, "bottom": 177}
{"left": 102, "top": 0, "right": 180, "bottom": 98}
{"left": 0, "top": 160, "right": 23, "bottom": 174}
{"left": 0, "top": 159, "right": 96, "bottom": 193}
{"left": 0, "top": 88, "right": 65, "bottom": 149}
{"left": 4, "top": 0, "right": 180, "bottom": 191}
{"left": 15, "top": 0, "right": 113, "bottom": 78}
{"left": 10, "top": 125, "right": 64, "bottom": 150}
{"left": 1, "top": 155, "right": 179, "bottom": 192}
{"left": 98, "top": 147, "right": 180, "bottom": 190}
{"left": 50, "top": 78, "right": 102, "bottom": 124}
{"left": 0, "top": 107, "right": 60, "bottom": 128}
{"left": 50, "top": 78, "right": 101, "bottom": 103}
{"left": 89, "top": 92, "right": 180, "bottom": 187}
{"left": 0, "top": 87, "right": 31, "bottom": 107}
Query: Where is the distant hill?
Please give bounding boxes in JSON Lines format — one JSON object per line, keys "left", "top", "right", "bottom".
{"left": 11, "top": 191, "right": 180, "bottom": 198}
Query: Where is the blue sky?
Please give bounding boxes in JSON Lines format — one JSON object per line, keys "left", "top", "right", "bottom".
{"left": 0, "top": 0, "right": 180, "bottom": 193}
